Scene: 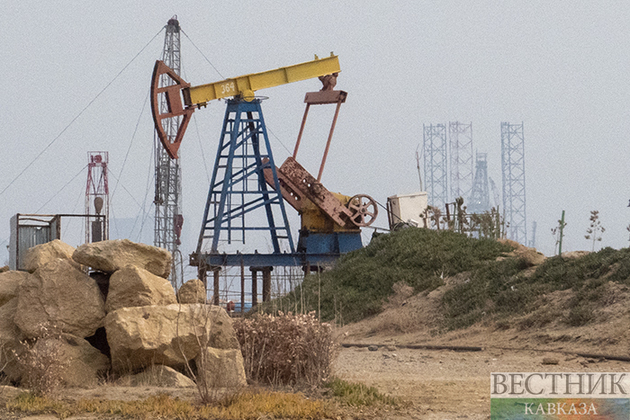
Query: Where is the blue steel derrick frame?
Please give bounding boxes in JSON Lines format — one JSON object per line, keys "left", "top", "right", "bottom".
{"left": 196, "top": 99, "right": 295, "bottom": 256}
{"left": 423, "top": 124, "right": 448, "bottom": 207}
{"left": 501, "top": 122, "right": 527, "bottom": 244}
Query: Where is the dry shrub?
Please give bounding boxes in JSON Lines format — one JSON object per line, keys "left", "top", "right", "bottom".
{"left": 234, "top": 312, "right": 336, "bottom": 386}
{"left": 14, "top": 326, "right": 68, "bottom": 397}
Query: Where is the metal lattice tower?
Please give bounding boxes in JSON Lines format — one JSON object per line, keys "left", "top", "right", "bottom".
{"left": 196, "top": 99, "right": 295, "bottom": 255}
{"left": 448, "top": 121, "right": 474, "bottom": 202}
{"left": 501, "top": 122, "right": 527, "bottom": 243}
{"left": 468, "top": 152, "right": 490, "bottom": 214}
{"left": 154, "top": 17, "right": 184, "bottom": 289}
{"left": 423, "top": 124, "right": 448, "bottom": 207}
{"left": 85, "top": 151, "right": 109, "bottom": 243}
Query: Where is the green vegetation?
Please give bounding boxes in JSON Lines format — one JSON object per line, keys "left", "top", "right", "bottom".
{"left": 443, "top": 246, "right": 630, "bottom": 329}
{"left": 266, "top": 228, "right": 513, "bottom": 324}
{"left": 324, "top": 377, "right": 403, "bottom": 407}
{"left": 266, "top": 228, "right": 630, "bottom": 330}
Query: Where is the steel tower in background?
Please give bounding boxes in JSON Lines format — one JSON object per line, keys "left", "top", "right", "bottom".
{"left": 501, "top": 122, "right": 527, "bottom": 244}
{"left": 154, "top": 17, "right": 184, "bottom": 289}
{"left": 448, "top": 121, "right": 473, "bottom": 203}
{"left": 85, "top": 152, "right": 109, "bottom": 243}
{"left": 468, "top": 152, "right": 490, "bottom": 214}
{"left": 423, "top": 124, "right": 448, "bottom": 207}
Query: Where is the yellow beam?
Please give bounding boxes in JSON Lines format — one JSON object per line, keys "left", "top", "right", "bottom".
{"left": 185, "top": 54, "right": 340, "bottom": 106}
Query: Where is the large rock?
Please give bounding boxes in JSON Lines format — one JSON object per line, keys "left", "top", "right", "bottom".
{"left": 0, "top": 299, "right": 23, "bottom": 343}
{"left": 498, "top": 238, "right": 546, "bottom": 267}
{"left": 14, "top": 259, "right": 106, "bottom": 339}
{"left": 106, "top": 265, "right": 176, "bottom": 312}
{"left": 19, "top": 333, "right": 110, "bottom": 388}
{"left": 196, "top": 347, "right": 246, "bottom": 388}
{"left": 0, "top": 279, "right": 24, "bottom": 381}
{"left": 0, "top": 385, "right": 22, "bottom": 404}
{"left": 125, "top": 365, "right": 195, "bottom": 388}
{"left": 105, "top": 304, "right": 239, "bottom": 373}
{"left": 73, "top": 239, "right": 172, "bottom": 278}
{"left": 1, "top": 339, "right": 26, "bottom": 383}
{"left": 177, "top": 279, "right": 206, "bottom": 304}
{"left": 0, "top": 271, "right": 31, "bottom": 306}
{"left": 23, "top": 239, "right": 76, "bottom": 273}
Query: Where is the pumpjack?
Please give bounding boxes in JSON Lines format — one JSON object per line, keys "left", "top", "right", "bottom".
{"left": 150, "top": 53, "right": 377, "bottom": 274}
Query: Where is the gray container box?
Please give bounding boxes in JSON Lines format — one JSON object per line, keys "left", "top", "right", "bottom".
{"left": 9, "top": 214, "right": 61, "bottom": 270}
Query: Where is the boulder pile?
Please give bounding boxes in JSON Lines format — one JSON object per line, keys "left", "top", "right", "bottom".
{"left": 0, "top": 239, "right": 246, "bottom": 390}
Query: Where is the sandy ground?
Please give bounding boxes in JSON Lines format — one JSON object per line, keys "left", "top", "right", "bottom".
{"left": 329, "top": 274, "right": 630, "bottom": 419}
{"left": 333, "top": 345, "right": 630, "bottom": 419}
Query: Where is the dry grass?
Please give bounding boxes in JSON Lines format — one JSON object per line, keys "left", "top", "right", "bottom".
{"left": 5, "top": 389, "right": 335, "bottom": 419}
{"left": 234, "top": 312, "right": 336, "bottom": 386}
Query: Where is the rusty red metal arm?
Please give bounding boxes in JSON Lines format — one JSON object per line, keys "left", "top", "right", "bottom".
{"left": 150, "top": 60, "right": 195, "bottom": 159}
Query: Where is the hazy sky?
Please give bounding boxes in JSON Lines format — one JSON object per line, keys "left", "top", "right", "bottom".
{"left": 2, "top": 1, "right": 630, "bottom": 269}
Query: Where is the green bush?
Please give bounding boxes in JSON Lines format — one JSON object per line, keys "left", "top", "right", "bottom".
{"left": 442, "top": 246, "right": 630, "bottom": 330}
{"left": 266, "top": 228, "right": 512, "bottom": 324}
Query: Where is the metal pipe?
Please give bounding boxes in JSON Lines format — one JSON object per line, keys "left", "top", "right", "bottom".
{"left": 558, "top": 210, "right": 565, "bottom": 256}
{"left": 240, "top": 260, "right": 245, "bottom": 313}
{"left": 317, "top": 99, "right": 343, "bottom": 182}
{"left": 293, "top": 103, "right": 311, "bottom": 159}
{"left": 213, "top": 268, "right": 220, "bottom": 306}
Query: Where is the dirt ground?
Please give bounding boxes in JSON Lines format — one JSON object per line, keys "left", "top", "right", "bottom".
{"left": 4, "top": 274, "right": 630, "bottom": 419}
{"left": 333, "top": 345, "right": 630, "bottom": 419}
{"left": 327, "top": 275, "right": 629, "bottom": 419}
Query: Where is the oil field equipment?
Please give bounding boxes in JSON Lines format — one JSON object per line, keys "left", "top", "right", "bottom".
{"left": 150, "top": 53, "right": 377, "bottom": 298}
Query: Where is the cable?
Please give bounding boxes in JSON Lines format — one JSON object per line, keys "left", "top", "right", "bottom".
{"left": 192, "top": 113, "right": 212, "bottom": 183}
{"left": 111, "top": 87, "right": 151, "bottom": 202}
{"left": 108, "top": 171, "right": 144, "bottom": 210}
{"left": 34, "top": 165, "right": 88, "bottom": 213}
{"left": 0, "top": 28, "right": 164, "bottom": 199}
{"left": 131, "top": 140, "right": 156, "bottom": 242}
{"left": 181, "top": 30, "right": 224, "bottom": 79}
{"left": 266, "top": 126, "right": 293, "bottom": 156}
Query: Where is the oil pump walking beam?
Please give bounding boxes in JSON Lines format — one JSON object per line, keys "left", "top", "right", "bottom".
{"left": 151, "top": 54, "right": 340, "bottom": 159}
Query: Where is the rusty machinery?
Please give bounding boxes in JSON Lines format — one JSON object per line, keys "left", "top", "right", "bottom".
{"left": 150, "top": 53, "right": 377, "bottom": 275}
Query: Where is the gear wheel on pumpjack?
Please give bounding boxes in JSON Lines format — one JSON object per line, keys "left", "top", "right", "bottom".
{"left": 347, "top": 194, "right": 378, "bottom": 227}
